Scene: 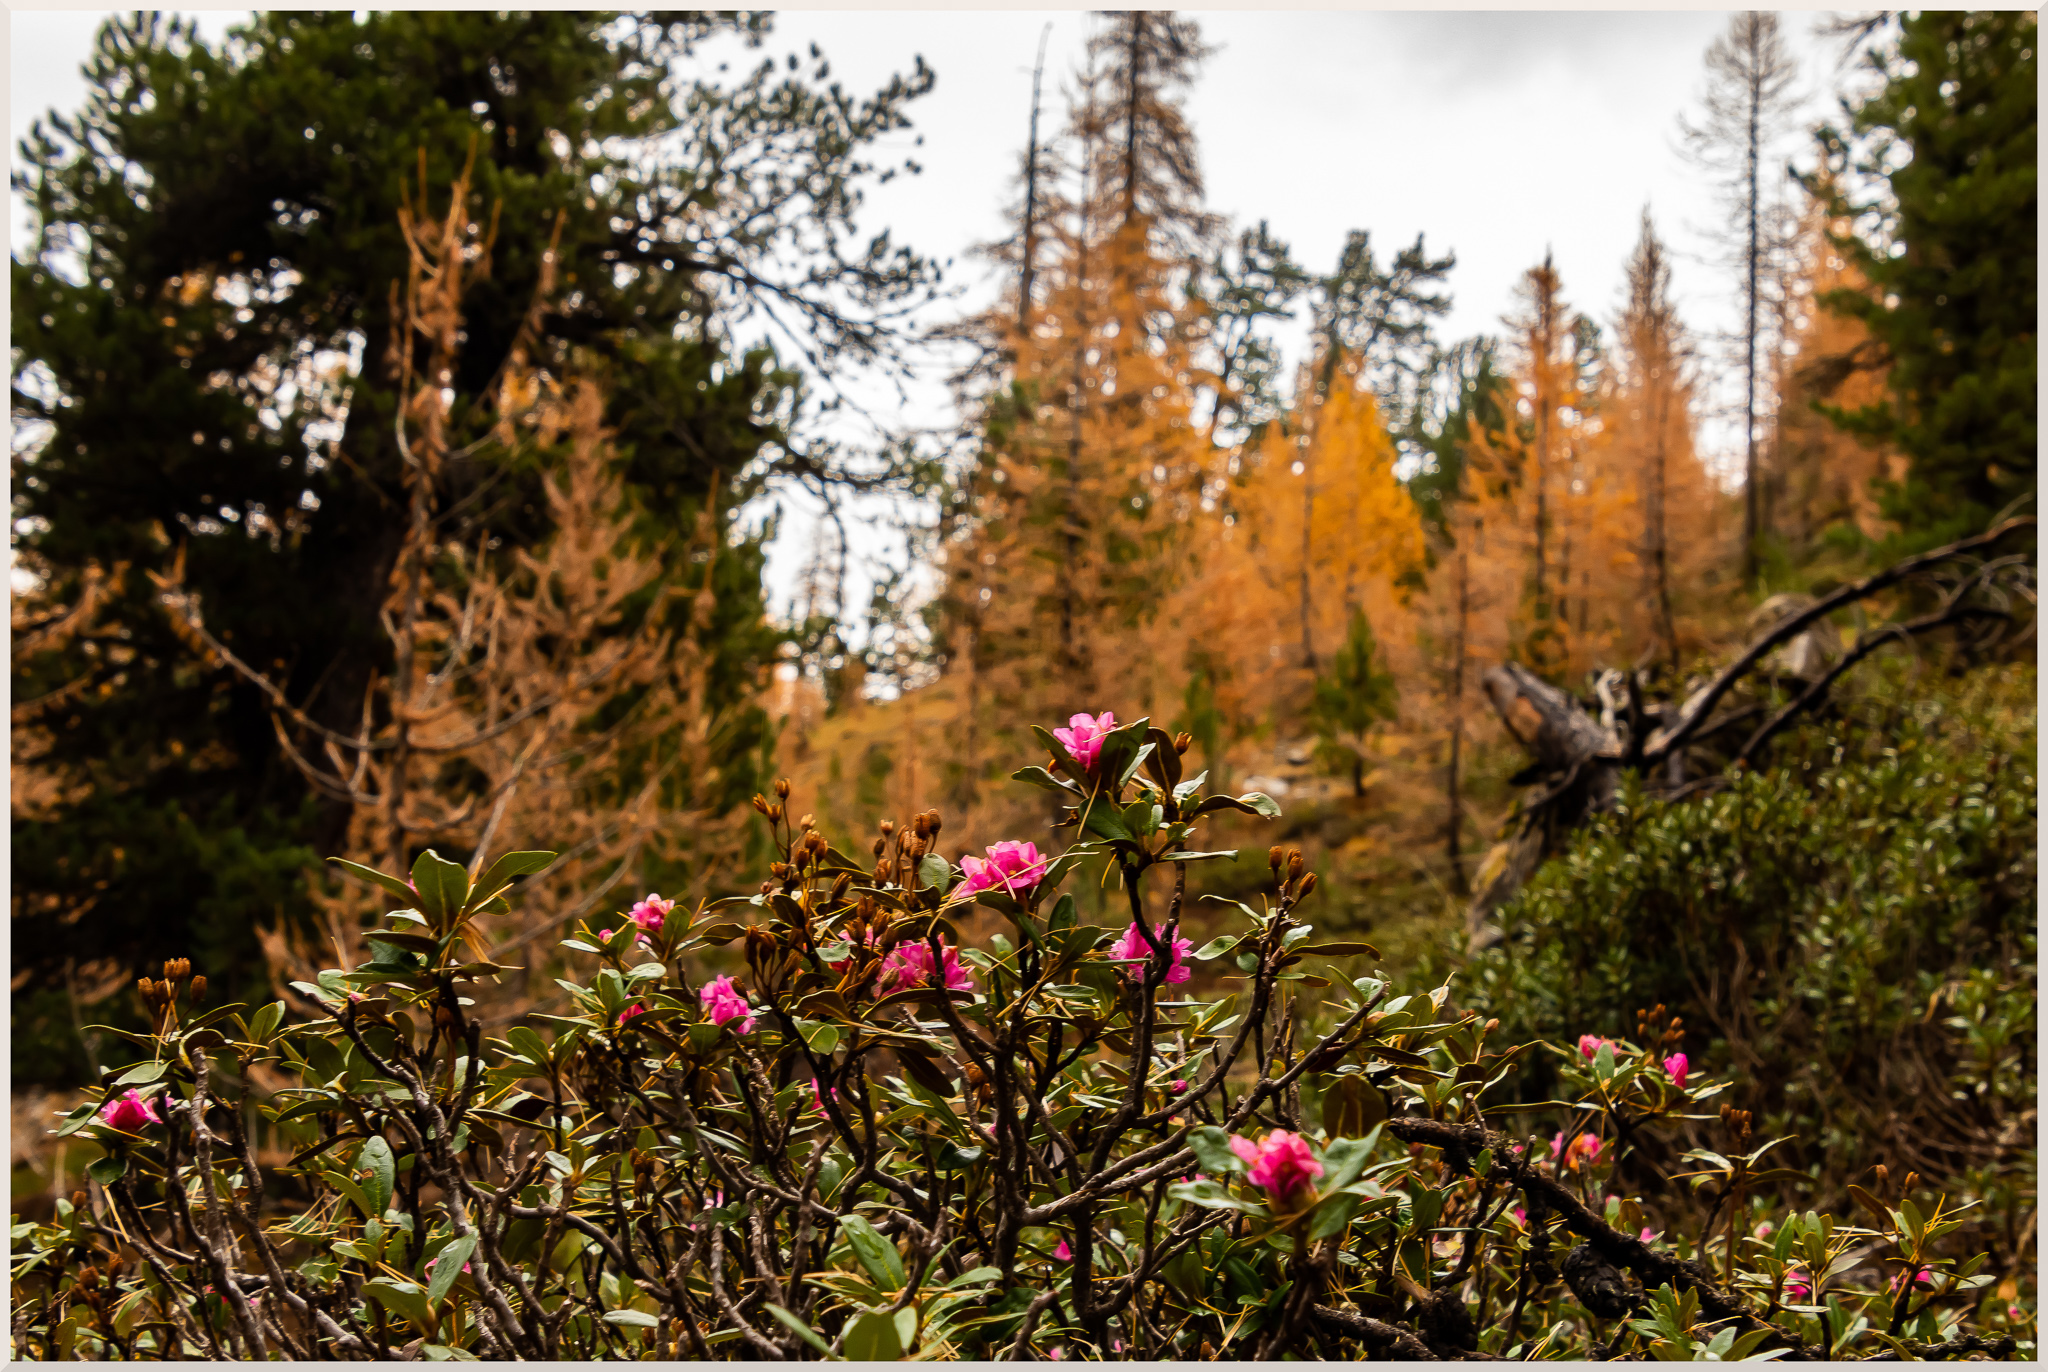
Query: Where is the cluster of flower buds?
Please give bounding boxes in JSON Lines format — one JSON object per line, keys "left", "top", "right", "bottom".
{"left": 1720, "top": 1102, "right": 1754, "bottom": 1149}
{"left": 1269, "top": 846, "right": 1317, "bottom": 903}
{"left": 137, "top": 958, "right": 205, "bottom": 1021}
{"left": 1634, "top": 1003, "right": 1684, "bottom": 1050}
{"left": 751, "top": 777, "right": 797, "bottom": 826}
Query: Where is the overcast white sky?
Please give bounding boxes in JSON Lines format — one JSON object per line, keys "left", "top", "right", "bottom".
{"left": 12, "top": 7, "right": 1859, "bottom": 625}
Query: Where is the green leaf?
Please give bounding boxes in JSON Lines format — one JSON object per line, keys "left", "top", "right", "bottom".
{"left": 410, "top": 850, "right": 470, "bottom": 925}
{"left": 1080, "top": 801, "right": 1134, "bottom": 845}
{"left": 1011, "top": 765, "right": 1080, "bottom": 796}
{"left": 1195, "top": 791, "right": 1282, "bottom": 819}
{"left": 327, "top": 857, "right": 419, "bottom": 905}
{"left": 1318, "top": 1127, "right": 1383, "bottom": 1192}
{"left": 1158, "top": 849, "right": 1239, "bottom": 863}
{"left": 86, "top": 1155, "right": 127, "bottom": 1185}
{"left": 1169, "top": 1178, "right": 1261, "bottom": 1213}
{"left": 842, "top": 1310, "right": 903, "bottom": 1361}
{"left": 917, "top": 853, "right": 953, "bottom": 894}
{"left": 427, "top": 1235, "right": 475, "bottom": 1309}
{"left": 468, "top": 851, "right": 555, "bottom": 911}
{"left": 839, "top": 1215, "right": 907, "bottom": 1291}
{"left": 364, "top": 1278, "right": 432, "bottom": 1331}
{"left": 602, "top": 1309, "right": 659, "bottom": 1329}
{"left": 1192, "top": 935, "right": 1240, "bottom": 961}
{"left": 249, "top": 1002, "right": 286, "bottom": 1044}
{"left": 360, "top": 1136, "right": 396, "bottom": 1217}
{"left": 1188, "top": 1125, "right": 1246, "bottom": 1176}
{"left": 1307, "top": 1191, "right": 1363, "bottom": 1240}
{"left": 112, "top": 1060, "right": 170, "bottom": 1087}
{"left": 764, "top": 1304, "right": 837, "bottom": 1357}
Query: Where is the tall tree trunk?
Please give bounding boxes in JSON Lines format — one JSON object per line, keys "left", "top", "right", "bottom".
{"left": 1651, "top": 363, "right": 1680, "bottom": 673}
{"left": 1017, "top": 24, "right": 1050, "bottom": 338}
{"left": 1446, "top": 546, "right": 1470, "bottom": 896}
{"left": 1742, "top": 55, "right": 1762, "bottom": 584}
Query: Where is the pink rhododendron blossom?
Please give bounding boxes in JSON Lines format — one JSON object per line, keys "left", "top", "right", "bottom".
{"left": 1639, "top": 1227, "right": 1658, "bottom": 1244}
{"left": 1663, "top": 1052, "right": 1689, "bottom": 1090}
{"left": 617, "top": 1003, "right": 646, "bottom": 1026}
{"left": 1890, "top": 1267, "right": 1934, "bottom": 1294}
{"left": 628, "top": 893, "right": 674, "bottom": 934}
{"left": 100, "top": 1089, "right": 163, "bottom": 1132}
{"left": 427, "top": 1256, "right": 473, "bottom": 1277}
{"left": 874, "top": 939, "right": 977, "bottom": 996}
{"left": 1784, "top": 1269, "right": 1812, "bottom": 1302}
{"left": 1228, "top": 1130, "right": 1324, "bottom": 1206}
{"left": 958, "top": 840, "right": 1050, "bottom": 898}
{"left": 810, "top": 1080, "right": 834, "bottom": 1115}
{"left": 1109, "top": 922, "right": 1193, "bottom": 985}
{"left": 1754, "top": 1221, "right": 1774, "bottom": 1239}
{"left": 1054, "top": 1238, "right": 1072, "bottom": 1261}
{"left": 1578, "top": 1034, "right": 1612, "bottom": 1061}
{"left": 700, "top": 975, "right": 756, "bottom": 1034}
{"left": 1172, "top": 1079, "right": 1188, "bottom": 1092}
{"left": 1052, "top": 711, "right": 1117, "bottom": 770}
{"left": 1047, "top": 1347, "right": 1065, "bottom": 1362}
{"left": 1512, "top": 1207, "right": 1529, "bottom": 1228}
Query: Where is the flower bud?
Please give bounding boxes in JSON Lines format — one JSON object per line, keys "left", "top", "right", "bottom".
{"left": 880, "top": 820, "right": 896, "bottom": 838}
{"left": 911, "top": 812, "right": 932, "bottom": 840}
{"left": 1873, "top": 1164, "right": 1890, "bottom": 1189}
{"left": 70, "top": 1190, "right": 87, "bottom": 1212}
{"left": 188, "top": 975, "right": 207, "bottom": 1004}
{"left": 767, "top": 804, "right": 784, "bottom": 823}
{"left": 1286, "top": 850, "right": 1305, "bottom": 881}
{"left": 872, "top": 837, "right": 886, "bottom": 857}
{"left": 751, "top": 794, "right": 771, "bottom": 815}
{"left": 774, "top": 778, "right": 792, "bottom": 800}
{"left": 1268, "top": 846, "right": 1284, "bottom": 872}
{"left": 1484, "top": 1017, "right": 1500, "bottom": 1034}
{"left": 137, "top": 978, "right": 159, "bottom": 1009}
{"left": 758, "top": 881, "right": 776, "bottom": 896}
{"left": 799, "top": 812, "right": 814, "bottom": 832}
{"left": 926, "top": 809, "right": 943, "bottom": 836}
{"left": 829, "top": 872, "right": 852, "bottom": 903}
{"left": 1901, "top": 1171, "right": 1918, "bottom": 1194}
{"left": 1173, "top": 731, "right": 1193, "bottom": 754}
{"left": 1295, "top": 872, "right": 1318, "bottom": 900}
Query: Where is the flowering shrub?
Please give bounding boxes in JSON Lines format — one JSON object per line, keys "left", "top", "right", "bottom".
{"left": 10, "top": 716, "right": 2028, "bottom": 1359}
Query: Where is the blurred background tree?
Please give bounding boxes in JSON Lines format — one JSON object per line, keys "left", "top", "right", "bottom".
{"left": 10, "top": 10, "right": 938, "bottom": 1082}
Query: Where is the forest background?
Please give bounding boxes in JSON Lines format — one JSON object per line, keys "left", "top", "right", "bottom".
{"left": 9, "top": 4, "right": 2036, "bottom": 1286}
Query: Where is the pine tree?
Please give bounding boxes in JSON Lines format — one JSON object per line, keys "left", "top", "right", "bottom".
{"left": 1681, "top": 11, "right": 1803, "bottom": 584}
{"left": 1309, "top": 608, "right": 1399, "bottom": 798}
{"left": 1805, "top": 10, "right": 2037, "bottom": 548}
{"left": 1613, "top": 211, "right": 1694, "bottom": 671}
{"left": 8, "top": 11, "right": 936, "bottom": 1079}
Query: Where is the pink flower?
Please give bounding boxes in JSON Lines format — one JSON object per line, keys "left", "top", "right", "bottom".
{"left": 1890, "top": 1266, "right": 1934, "bottom": 1295}
{"left": 810, "top": 1080, "right": 834, "bottom": 1115}
{"left": 1172, "top": 1079, "right": 1188, "bottom": 1093}
{"left": 958, "top": 840, "right": 1050, "bottom": 899}
{"left": 1663, "top": 1052, "right": 1689, "bottom": 1090}
{"left": 1054, "top": 1238, "right": 1072, "bottom": 1261}
{"left": 1754, "top": 1221, "right": 1774, "bottom": 1239}
{"left": 699, "top": 975, "right": 756, "bottom": 1034}
{"left": 1639, "top": 1227, "right": 1658, "bottom": 1245}
{"left": 874, "top": 939, "right": 977, "bottom": 997}
{"left": 616, "top": 1003, "right": 646, "bottom": 1026}
{"left": 1578, "top": 1034, "right": 1612, "bottom": 1061}
{"left": 1109, "top": 922, "right": 1192, "bottom": 985}
{"left": 1551, "top": 1131, "right": 1603, "bottom": 1171}
{"left": 1784, "top": 1268, "right": 1812, "bottom": 1302}
{"left": 1228, "top": 1130, "right": 1324, "bottom": 1207}
{"left": 1052, "top": 711, "right": 1117, "bottom": 771}
{"left": 1047, "top": 1347, "right": 1065, "bottom": 1362}
{"left": 99, "top": 1089, "right": 163, "bottom": 1132}
{"left": 426, "top": 1255, "right": 473, "bottom": 1277}
{"left": 1511, "top": 1206, "right": 1529, "bottom": 1228}
{"left": 598, "top": 925, "right": 651, "bottom": 950}
{"left": 628, "top": 893, "right": 674, "bottom": 934}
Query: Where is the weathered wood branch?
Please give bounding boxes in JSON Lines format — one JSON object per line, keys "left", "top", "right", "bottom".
{"left": 1466, "top": 518, "right": 2035, "bottom": 931}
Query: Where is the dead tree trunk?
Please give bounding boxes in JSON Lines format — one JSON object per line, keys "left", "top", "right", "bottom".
{"left": 1464, "top": 517, "right": 2033, "bottom": 937}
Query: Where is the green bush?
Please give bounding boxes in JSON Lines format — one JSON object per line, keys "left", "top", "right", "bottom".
{"left": 9, "top": 709, "right": 2032, "bottom": 1359}
{"left": 1453, "top": 664, "right": 2035, "bottom": 1252}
